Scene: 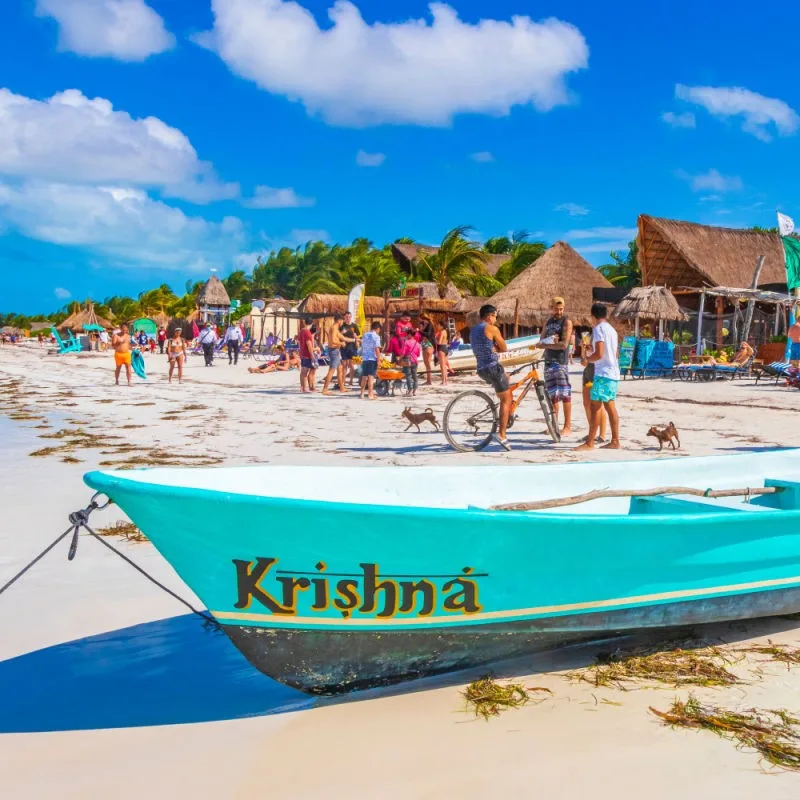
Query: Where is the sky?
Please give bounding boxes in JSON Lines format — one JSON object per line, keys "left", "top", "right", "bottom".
{"left": 1, "top": 0, "right": 798, "bottom": 314}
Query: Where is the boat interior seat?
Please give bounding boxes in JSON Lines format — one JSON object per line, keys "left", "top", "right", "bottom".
{"left": 748, "top": 480, "right": 800, "bottom": 511}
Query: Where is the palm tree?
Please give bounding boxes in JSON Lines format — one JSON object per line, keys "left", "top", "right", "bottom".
{"left": 413, "top": 225, "right": 491, "bottom": 298}
{"left": 492, "top": 231, "right": 547, "bottom": 285}
{"left": 598, "top": 240, "right": 641, "bottom": 289}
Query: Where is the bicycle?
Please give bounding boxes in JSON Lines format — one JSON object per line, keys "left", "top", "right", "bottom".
{"left": 442, "top": 359, "right": 561, "bottom": 451}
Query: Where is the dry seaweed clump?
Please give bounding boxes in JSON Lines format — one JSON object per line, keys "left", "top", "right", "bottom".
{"left": 651, "top": 695, "right": 800, "bottom": 771}
{"left": 740, "top": 641, "right": 800, "bottom": 670}
{"left": 96, "top": 520, "right": 148, "bottom": 544}
{"left": 463, "top": 676, "right": 551, "bottom": 721}
{"left": 570, "top": 641, "right": 741, "bottom": 690}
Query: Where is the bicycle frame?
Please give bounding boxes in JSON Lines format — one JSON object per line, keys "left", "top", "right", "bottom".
{"left": 507, "top": 362, "right": 544, "bottom": 416}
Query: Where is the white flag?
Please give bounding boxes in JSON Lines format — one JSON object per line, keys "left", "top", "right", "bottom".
{"left": 347, "top": 283, "right": 364, "bottom": 318}
{"left": 778, "top": 212, "right": 795, "bottom": 237}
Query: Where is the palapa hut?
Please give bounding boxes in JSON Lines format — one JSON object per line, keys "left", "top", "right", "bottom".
{"left": 612, "top": 286, "right": 688, "bottom": 338}
{"left": 195, "top": 274, "right": 231, "bottom": 323}
{"left": 247, "top": 298, "right": 298, "bottom": 344}
{"left": 390, "top": 243, "right": 511, "bottom": 277}
{"left": 637, "top": 215, "right": 790, "bottom": 349}
{"left": 29, "top": 321, "right": 54, "bottom": 332}
{"left": 57, "top": 302, "right": 112, "bottom": 333}
{"left": 466, "top": 241, "right": 614, "bottom": 336}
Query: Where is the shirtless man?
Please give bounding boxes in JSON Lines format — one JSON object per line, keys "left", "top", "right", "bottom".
{"left": 112, "top": 324, "right": 132, "bottom": 386}
{"left": 322, "top": 314, "right": 347, "bottom": 395}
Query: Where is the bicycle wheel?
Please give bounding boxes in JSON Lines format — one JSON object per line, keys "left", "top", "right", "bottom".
{"left": 443, "top": 390, "right": 498, "bottom": 452}
{"left": 534, "top": 382, "right": 561, "bottom": 443}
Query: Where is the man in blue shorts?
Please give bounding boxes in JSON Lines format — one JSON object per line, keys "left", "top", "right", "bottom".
{"left": 575, "top": 303, "right": 620, "bottom": 451}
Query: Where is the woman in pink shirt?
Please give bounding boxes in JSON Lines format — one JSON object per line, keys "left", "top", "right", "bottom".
{"left": 400, "top": 329, "right": 421, "bottom": 396}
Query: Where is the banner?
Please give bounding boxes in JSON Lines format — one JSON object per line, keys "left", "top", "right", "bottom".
{"left": 784, "top": 236, "right": 800, "bottom": 291}
{"left": 348, "top": 283, "right": 367, "bottom": 334}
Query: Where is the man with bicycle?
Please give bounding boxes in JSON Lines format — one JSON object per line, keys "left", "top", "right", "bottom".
{"left": 471, "top": 304, "right": 512, "bottom": 450}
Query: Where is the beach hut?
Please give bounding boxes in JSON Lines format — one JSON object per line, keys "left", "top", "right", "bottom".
{"left": 247, "top": 299, "right": 298, "bottom": 345}
{"left": 467, "top": 241, "right": 614, "bottom": 336}
{"left": 57, "top": 302, "right": 112, "bottom": 333}
{"left": 196, "top": 275, "right": 231, "bottom": 324}
{"left": 612, "top": 286, "right": 688, "bottom": 338}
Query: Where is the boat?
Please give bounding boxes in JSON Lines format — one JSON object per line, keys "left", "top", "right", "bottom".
{"left": 446, "top": 334, "right": 542, "bottom": 372}
{"left": 83, "top": 449, "right": 800, "bottom": 695}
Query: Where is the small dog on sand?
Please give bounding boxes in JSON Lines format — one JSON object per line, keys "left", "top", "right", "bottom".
{"left": 647, "top": 421, "right": 680, "bottom": 451}
{"left": 402, "top": 407, "right": 440, "bottom": 432}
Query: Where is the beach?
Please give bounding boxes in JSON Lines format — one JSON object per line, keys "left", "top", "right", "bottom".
{"left": 1, "top": 343, "right": 800, "bottom": 798}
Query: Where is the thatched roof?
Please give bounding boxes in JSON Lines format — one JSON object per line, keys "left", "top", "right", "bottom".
{"left": 406, "top": 281, "right": 463, "bottom": 300}
{"left": 296, "top": 293, "right": 455, "bottom": 317}
{"left": 638, "top": 215, "right": 787, "bottom": 289}
{"left": 29, "top": 321, "right": 53, "bottom": 332}
{"left": 452, "top": 296, "right": 489, "bottom": 314}
{"left": 58, "top": 303, "right": 112, "bottom": 331}
{"left": 196, "top": 275, "right": 231, "bottom": 308}
{"left": 612, "top": 286, "right": 688, "bottom": 322}
{"left": 390, "top": 243, "right": 510, "bottom": 277}
{"left": 471, "top": 241, "right": 614, "bottom": 327}
{"left": 1, "top": 326, "right": 22, "bottom": 335}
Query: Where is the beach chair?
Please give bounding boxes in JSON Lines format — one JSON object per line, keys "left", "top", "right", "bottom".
{"left": 754, "top": 362, "right": 792, "bottom": 385}
{"left": 51, "top": 327, "right": 82, "bottom": 354}
{"left": 678, "top": 357, "right": 754, "bottom": 382}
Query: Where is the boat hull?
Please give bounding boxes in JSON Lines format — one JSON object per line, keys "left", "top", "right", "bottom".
{"left": 83, "top": 452, "right": 800, "bottom": 694}
{"left": 224, "top": 586, "right": 800, "bottom": 694}
{"left": 446, "top": 335, "right": 542, "bottom": 372}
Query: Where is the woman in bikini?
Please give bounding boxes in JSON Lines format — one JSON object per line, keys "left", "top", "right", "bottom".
{"left": 435, "top": 322, "right": 450, "bottom": 385}
{"left": 248, "top": 345, "right": 300, "bottom": 374}
{"left": 167, "top": 330, "right": 187, "bottom": 384}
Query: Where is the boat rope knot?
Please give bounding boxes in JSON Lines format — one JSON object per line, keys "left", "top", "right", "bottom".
{"left": 703, "top": 488, "right": 712, "bottom": 497}
{"left": 0, "top": 493, "right": 221, "bottom": 633}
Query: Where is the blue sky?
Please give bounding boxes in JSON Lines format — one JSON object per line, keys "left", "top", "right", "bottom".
{"left": 1, "top": 0, "right": 798, "bottom": 313}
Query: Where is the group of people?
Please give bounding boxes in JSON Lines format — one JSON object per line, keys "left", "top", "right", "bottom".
{"left": 109, "top": 322, "right": 189, "bottom": 385}
{"left": 472, "top": 296, "right": 621, "bottom": 451}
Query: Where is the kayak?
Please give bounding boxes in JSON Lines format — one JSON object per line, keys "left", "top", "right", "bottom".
{"left": 83, "top": 449, "right": 800, "bottom": 694}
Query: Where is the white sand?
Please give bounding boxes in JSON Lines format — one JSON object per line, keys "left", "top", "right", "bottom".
{"left": 1, "top": 343, "right": 799, "bottom": 797}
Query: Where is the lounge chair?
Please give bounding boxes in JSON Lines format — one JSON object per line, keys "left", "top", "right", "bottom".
{"left": 51, "top": 327, "right": 82, "bottom": 355}
{"left": 754, "top": 362, "right": 792, "bottom": 385}
{"left": 674, "top": 356, "right": 753, "bottom": 382}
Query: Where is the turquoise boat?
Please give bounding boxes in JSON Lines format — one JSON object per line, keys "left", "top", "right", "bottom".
{"left": 84, "top": 450, "right": 800, "bottom": 695}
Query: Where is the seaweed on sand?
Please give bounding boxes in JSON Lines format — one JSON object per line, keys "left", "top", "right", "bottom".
{"left": 651, "top": 695, "right": 800, "bottom": 771}
{"left": 739, "top": 641, "right": 800, "bottom": 670}
{"left": 569, "top": 641, "right": 741, "bottom": 690}
{"left": 463, "top": 676, "right": 551, "bottom": 721}
{"left": 96, "top": 520, "right": 148, "bottom": 543}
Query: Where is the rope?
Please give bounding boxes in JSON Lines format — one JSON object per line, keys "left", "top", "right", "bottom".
{"left": 0, "top": 493, "right": 219, "bottom": 632}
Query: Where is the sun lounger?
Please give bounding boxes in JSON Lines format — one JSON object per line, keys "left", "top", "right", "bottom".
{"left": 673, "top": 357, "right": 753, "bottom": 382}
{"left": 754, "top": 361, "right": 792, "bottom": 385}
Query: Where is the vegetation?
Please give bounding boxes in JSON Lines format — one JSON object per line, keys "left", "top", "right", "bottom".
{"left": 463, "top": 675, "right": 551, "bottom": 720}
{"left": 597, "top": 239, "right": 641, "bottom": 289}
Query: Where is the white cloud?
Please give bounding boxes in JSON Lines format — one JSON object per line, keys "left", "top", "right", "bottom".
{"left": 699, "top": 194, "right": 722, "bottom": 203}
{"left": 675, "top": 84, "right": 799, "bottom": 142}
{"left": 35, "top": 0, "right": 175, "bottom": 61}
{"left": 661, "top": 110, "right": 695, "bottom": 129}
{"left": 555, "top": 202, "right": 589, "bottom": 216}
{"left": 244, "top": 185, "right": 316, "bottom": 208}
{"left": 355, "top": 150, "right": 386, "bottom": 167}
{"left": 676, "top": 168, "right": 743, "bottom": 193}
{"left": 0, "top": 180, "right": 246, "bottom": 272}
{"left": 198, "top": 0, "right": 589, "bottom": 126}
{"left": 0, "top": 88, "right": 237, "bottom": 203}
{"left": 470, "top": 151, "right": 495, "bottom": 163}
{"left": 565, "top": 227, "right": 636, "bottom": 240}
{"left": 54, "top": 287, "right": 71, "bottom": 299}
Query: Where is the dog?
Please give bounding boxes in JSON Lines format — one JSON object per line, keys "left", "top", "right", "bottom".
{"left": 402, "top": 407, "right": 440, "bottom": 432}
{"left": 647, "top": 421, "right": 680, "bottom": 451}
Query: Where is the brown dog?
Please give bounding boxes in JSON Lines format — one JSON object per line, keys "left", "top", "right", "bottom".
{"left": 647, "top": 421, "right": 680, "bottom": 451}
{"left": 402, "top": 407, "right": 440, "bottom": 432}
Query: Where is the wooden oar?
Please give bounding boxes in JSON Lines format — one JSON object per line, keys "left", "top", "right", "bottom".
{"left": 489, "top": 486, "right": 783, "bottom": 512}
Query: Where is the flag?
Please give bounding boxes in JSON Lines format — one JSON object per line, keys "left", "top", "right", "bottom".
{"left": 784, "top": 236, "right": 800, "bottom": 291}
{"left": 348, "top": 283, "right": 367, "bottom": 334}
{"left": 778, "top": 212, "right": 795, "bottom": 237}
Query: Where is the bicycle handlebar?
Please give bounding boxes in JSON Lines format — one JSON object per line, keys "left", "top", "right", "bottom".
{"left": 508, "top": 359, "right": 543, "bottom": 376}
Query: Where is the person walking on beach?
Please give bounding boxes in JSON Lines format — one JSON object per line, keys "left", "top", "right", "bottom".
{"left": 471, "top": 304, "right": 512, "bottom": 450}
{"left": 322, "top": 314, "right": 346, "bottom": 395}
{"left": 436, "top": 321, "right": 450, "bottom": 385}
{"left": 167, "top": 330, "right": 187, "bottom": 384}
{"left": 575, "top": 303, "right": 620, "bottom": 451}
{"left": 401, "top": 327, "right": 421, "bottom": 396}
{"left": 360, "top": 321, "right": 382, "bottom": 399}
{"left": 298, "top": 317, "right": 318, "bottom": 393}
{"left": 157, "top": 326, "right": 167, "bottom": 354}
{"left": 199, "top": 322, "right": 218, "bottom": 367}
{"left": 112, "top": 324, "right": 132, "bottom": 387}
{"left": 99, "top": 328, "right": 109, "bottom": 351}
{"left": 418, "top": 313, "right": 436, "bottom": 385}
{"left": 339, "top": 311, "right": 359, "bottom": 386}
{"left": 540, "top": 297, "right": 573, "bottom": 436}
{"left": 223, "top": 320, "right": 244, "bottom": 365}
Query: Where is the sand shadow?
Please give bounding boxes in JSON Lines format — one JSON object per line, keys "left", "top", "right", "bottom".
{"left": 0, "top": 614, "right": 312, "bottom": 732}
{"left": 716, "top": 445, "right": 795, "bottom": 453}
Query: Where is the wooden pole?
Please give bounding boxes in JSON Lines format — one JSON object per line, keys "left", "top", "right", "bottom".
{"left": 714, "top": 296, "right": 724, "bottom": 349}
{"left": 741, "top": 255, "right": 766, "bottom": 344}
{"left": 383, "top": 291, "right": 390, "bottom": 347}
{"left": 634, "top": 317, "right": 640, "bottom": 338}
{"left": 696, "top": 290, "right": 705, "bottom": 355}
{"left": 513, "top": 297, "right": 520, "bottom": 339}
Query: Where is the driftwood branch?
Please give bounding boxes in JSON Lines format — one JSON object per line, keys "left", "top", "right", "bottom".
{"left": 489, "top": 486, "right": 782, "bottom": 512}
